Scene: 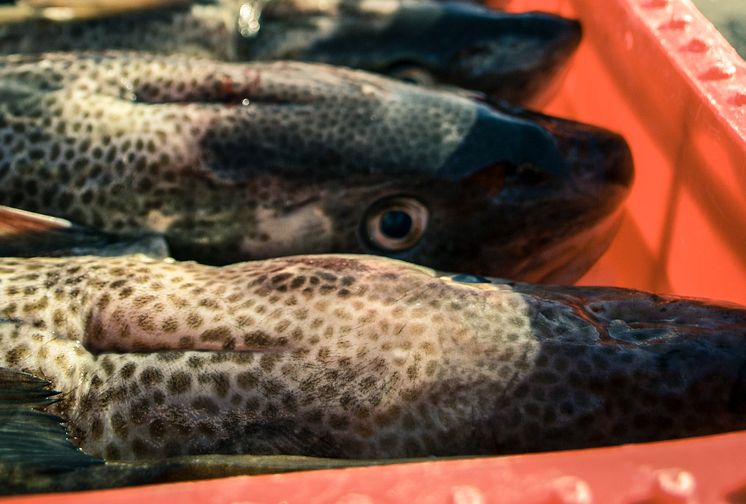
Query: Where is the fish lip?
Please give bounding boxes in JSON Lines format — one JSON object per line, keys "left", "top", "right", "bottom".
{"left": 442, "top": 207, "right": 625, "bottom": 284}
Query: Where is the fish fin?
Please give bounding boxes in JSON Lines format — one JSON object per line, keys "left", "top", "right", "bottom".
{"left": 0, "top": 367, "right": 103, "bottom": 475}
{"left": 3, "top": 453, "right": 420, "bottom": 495}
{"left": 0, "top": 205, "right": 170, "bottom": 258}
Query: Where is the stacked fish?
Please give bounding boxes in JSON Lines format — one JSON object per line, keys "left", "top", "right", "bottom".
{"left": 0, "top": 0, "right": 743, "bottom": 495}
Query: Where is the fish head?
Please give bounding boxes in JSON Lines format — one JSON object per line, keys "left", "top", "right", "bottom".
{"left": 0, "top": 54, "right": 629, "bottom": 282}
{"left": 281, "top": 101, "right": 634, "bottom": 284}
{"left": 244, "top": 0, "right": 582, "bottom": 104}
{"left": 184, "top": 62, "right": 632, "bottom": 282}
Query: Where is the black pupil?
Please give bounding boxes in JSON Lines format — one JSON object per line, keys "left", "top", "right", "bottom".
{"left": 379, "top": 210, "right": 413, "bottom": 239}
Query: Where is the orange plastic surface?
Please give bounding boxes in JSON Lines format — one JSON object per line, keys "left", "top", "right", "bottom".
{"left": 6, "top": 432, "right": 746, "bottom": 503}
{"left": 527, "top": 0, "right": 746, "bottom": 305}
{"left": 6, "top": 0, "right": 746, "bottom": 502}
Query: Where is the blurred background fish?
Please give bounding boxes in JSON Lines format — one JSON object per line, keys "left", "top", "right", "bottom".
{"left": 0, "top": 0, "right": 582, "bottom": 106}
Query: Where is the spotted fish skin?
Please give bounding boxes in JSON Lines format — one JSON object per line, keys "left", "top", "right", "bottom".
{"left": 0, "top": 0, "right": 581, "bottom": 105}
{"left": 0, "top": 52, "right": 632, "bottom": 283}
{"left": 0, "top": 254, "right": 744, "bottom": 461}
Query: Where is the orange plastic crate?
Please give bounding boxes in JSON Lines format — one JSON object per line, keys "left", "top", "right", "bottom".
{"left": 538, "top": 0, "right": 746, "bottom": 305}
{"left": 5, "top": 0, "right": 746, "bottom": 501}
{"left": 6, "top": 432, "right": 746, "bottom": 503}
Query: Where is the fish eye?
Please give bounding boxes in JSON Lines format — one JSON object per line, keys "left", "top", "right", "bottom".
{"left": 365, "top": 197, "right": 428, "bottom": 252}
{"left": 386, "top": 63, "right": 435, "bottom": 86}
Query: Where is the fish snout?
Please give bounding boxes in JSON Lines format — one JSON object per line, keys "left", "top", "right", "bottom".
{"left": 549, "top": 117, "right": 634, "bottom": 191}
{"left": 432, "top": 103, "right": 634, "bottom": 283}
{"left": 267, "top": 2, "right": 583, "bottom": 105}
{"left": 519, "top": 284, "right": 746, "bottom": 347}
{"left": 443, "top": 103, "right": 633, "bottom": 196}
{"left": 494, "top": 105, "right": 634, "bottom": 198}
{"left": 444, "top": 11, "right": 582, "bottom": 104}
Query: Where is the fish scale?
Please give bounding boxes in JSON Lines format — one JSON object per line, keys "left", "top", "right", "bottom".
{"left": 0, "top": 253, "right": 744, "bottom": 461}
{"left": 0, "top": 52, "right": 634, "bottom": 283}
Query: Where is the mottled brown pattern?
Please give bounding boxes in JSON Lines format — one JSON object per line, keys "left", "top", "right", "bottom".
{"left": 0, "top": 50, "right": 632, "bottom": 284}
{"left": 0, "top": 254, "right": 744, "bottom": 462}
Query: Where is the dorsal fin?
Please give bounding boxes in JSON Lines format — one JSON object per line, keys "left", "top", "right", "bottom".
{"left": 0, "top": 205, "right": 170, "bottom": 258}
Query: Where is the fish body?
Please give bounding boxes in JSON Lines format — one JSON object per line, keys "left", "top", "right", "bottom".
{"left": 0, "top": 0, "right": 581, "bottom": 105}
{"left": 0, "top": 52, "right": 632, "bottom": 283}
{"left": 0, "top": 253, "right": 744, "bottom": 461}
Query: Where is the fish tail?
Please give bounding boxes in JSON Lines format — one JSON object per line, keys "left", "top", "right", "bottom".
{"left": 0, "top": 366, "right": 103, "bottom": 494}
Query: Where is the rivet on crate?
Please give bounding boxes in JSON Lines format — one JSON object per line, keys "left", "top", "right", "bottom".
{"left": 547, "top": 476, "right": 593, "bottom": 504}
{"left": 642, "top": 0, "right": 669, "bottom": 8}
{"left": 451, "top": 485, "right": 486, "bottom": 504}
{"left": 680, "top": 38, "right": 709, "bottom": 53}
{"left": 659, "top": 15, "right": 693, "bottom": 31}
{"left": 649, "top": 468, "right": 697, "bottom": 503}
{"left": 699, "top": 62, "right": 737, "bottom": 81}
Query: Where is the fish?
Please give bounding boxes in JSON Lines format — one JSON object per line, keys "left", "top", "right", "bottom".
{"left": 0, "top": 52, "right": 633, "bottom": 283}
{"left": 0, "top": 205, "right": 170, "bottom": 258}
{"left": 0, "top": 250, "right": 745, "bottom": 494}
{"left": 0, "top": 0, "right": 582, "bottom": 105}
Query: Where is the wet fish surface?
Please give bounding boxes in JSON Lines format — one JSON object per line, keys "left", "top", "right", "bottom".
{"left": 0, "top": 52, "right": 633, "bottom": 283}
{"left": 0, "top": 0, "right": 582, "bottom": 105}
{"left": 0, "top": 253, "right": 744, "bottom": 468}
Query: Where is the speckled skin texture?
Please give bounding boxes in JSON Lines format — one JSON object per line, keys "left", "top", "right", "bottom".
{"left": 0, "top": 254, "right": 744, "bottom": 461}
{"left": 0, "top": 0, "right": 582, "bottom": 105}
{"left": 0, "top": 52, "right": 633, "bottom": 283}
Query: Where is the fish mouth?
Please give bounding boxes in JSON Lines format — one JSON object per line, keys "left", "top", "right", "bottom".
{"left": 505, "top": 208, "right": 626, "bottom": 284}
{"left": 435, "top": 102, "right": 633, "bottom": 283}
{"left": 501, "top": 109, "right": 633, "bottom": 284}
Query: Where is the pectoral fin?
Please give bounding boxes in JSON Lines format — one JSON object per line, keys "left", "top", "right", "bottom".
{"left": 0, "top": 205, "right": 170, "bottom": 258}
